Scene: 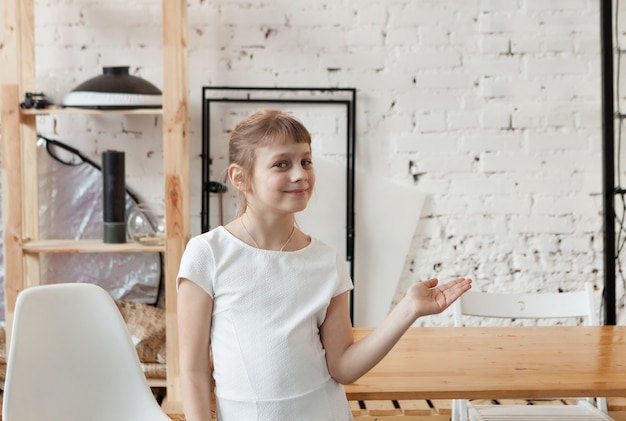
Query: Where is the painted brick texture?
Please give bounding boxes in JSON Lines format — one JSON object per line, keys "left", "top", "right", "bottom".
{"left": 29, "top": 0, "right": 621, "bottom": 325}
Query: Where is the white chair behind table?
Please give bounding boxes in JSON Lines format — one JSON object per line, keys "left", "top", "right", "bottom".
{"left": 2, "top": 283, "right": 171, "bottom": 421}
{"left": 451, "top": 282, "right": 613, "bottom": 421}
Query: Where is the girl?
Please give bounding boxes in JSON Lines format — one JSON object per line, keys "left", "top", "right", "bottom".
{"left": 177, "top": 109, "right": 472, "bottom": 420}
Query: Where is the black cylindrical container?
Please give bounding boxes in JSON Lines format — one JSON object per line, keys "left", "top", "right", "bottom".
{"left": 102, "top": 150, "right": 126, "bottom": 243}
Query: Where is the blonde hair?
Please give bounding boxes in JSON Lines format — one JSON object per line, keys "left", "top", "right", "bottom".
{"left": 229, "top": 109, "right": 312, "bottom": 214}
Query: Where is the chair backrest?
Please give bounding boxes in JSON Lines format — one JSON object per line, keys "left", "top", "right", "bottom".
{"left": 2, "top": 283, "right": 171, "bottom": 421}
{"left": 451, "top": 282, "right": 605, "bottom": 421}
{"left": 453, "top": 282, "right": 597, "bottom": 327}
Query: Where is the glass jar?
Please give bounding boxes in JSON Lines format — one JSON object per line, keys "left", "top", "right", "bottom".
{"left": 127, "top": 202, "right": 165, "bottom": 246}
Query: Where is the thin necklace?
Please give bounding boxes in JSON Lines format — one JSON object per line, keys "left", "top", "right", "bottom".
{"left": 241, "top": 215, "right": 296, "bottom": 252}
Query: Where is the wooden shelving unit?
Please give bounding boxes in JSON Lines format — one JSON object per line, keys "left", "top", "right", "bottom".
{"left": 20, "top": 106, "right": 164, "bottom": 115}
{"left": 0, "top": 0, "right": 189, "bottom": 411}
{"left": 22, "top": 239, "right": 165, "bottom": 254}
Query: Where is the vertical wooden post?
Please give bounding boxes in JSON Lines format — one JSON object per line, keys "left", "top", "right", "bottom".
{"left": 0, "top": 0, "right": 39, "bottom": 342}
{"left": 162, "top": 0, "right": 189, "bottom": 411}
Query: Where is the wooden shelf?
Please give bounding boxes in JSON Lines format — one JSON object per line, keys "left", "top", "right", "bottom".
{"left": 1, "top": 0, "right": 189, "bottom": 407}
{"left": 21, "top": 106, "right": 163, "bottom": 115}
{"left": 22, "top": 239, "right": 165, "bottom": 254}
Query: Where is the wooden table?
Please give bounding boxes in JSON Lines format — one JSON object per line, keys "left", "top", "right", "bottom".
{"left": 344, "top": 326, "right": 626, "bottom": 401}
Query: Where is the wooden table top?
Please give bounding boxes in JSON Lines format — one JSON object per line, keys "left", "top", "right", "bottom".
{"left": 344, "top": 326, "right": 626, "bottom": 401}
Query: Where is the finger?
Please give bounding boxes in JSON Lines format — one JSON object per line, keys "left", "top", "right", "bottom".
{"left": 453, "top": 277, "right": 472, "bottom": 286}
{"left": 448, "top": 279, "right": 473, "bottom": 297}
{"left": 439, "top": 277, "right": 468, "bottom": 289}
{"left": 440, "top": 278, "right": 472, "bottom": 294}
{"left": 459, "top": 278, "right": 473, "bottom": 289}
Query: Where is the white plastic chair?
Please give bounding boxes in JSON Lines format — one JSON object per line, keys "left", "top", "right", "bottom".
{"left": 2, "top": 283, "right": 172, "bottom": 421}
{"left": 451, "top": 282, "right": 613, "bottom": 421}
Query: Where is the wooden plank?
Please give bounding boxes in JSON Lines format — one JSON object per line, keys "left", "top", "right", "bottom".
{"left": 17, "top": 0, "right": 40, "bottom": 293}
{"left": 527, "top": 398, "right": 567, "bottom": 405}
{"left": 472, "top": 399, "right": 497, "bottom": 405}
{"left": 22, "top": 239, "right": 164, "bottom": 253}
{"left": 608, "top": 412, "right": 626, "bottom": 421}
{"left": 363, "top": 400, "right": 399, "bottom": 416}
{"left": 609, "top": 397, "right": 626, "bottom": 411}
{"left": 398, "top": 399, "right": 433, "bottom": 415}
{"left": 350, "top": 400, "right": 364, "bottom": 417}
{"left": 430, "top": 399, "right": 453, "bottom": 415}
{"left": 0, "top": 0, "right": 27, "bottom": 344}
{"left": 493, "top": 398, "right": 528, "bottom": 405}
{"left": 161, "top": 0, "right": 189, "bottom": 408}
{"left": 147, "top": 378, "right": 168, "bottom": 388}
{"left": 21, "top": 106, "right": 163, "bottom": 115}
{"left": 564, "top": 398, "right": 585, "bottom": 406}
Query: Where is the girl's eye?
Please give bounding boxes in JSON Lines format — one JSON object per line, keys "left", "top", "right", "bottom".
{"left": 302, "top": 160, "right": 312, "bottom": 166}
{"left": 275, "top": 162, "right": 288, "bottom": 168}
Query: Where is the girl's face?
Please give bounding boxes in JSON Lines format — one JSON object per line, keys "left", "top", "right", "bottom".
{"left": 246, "top": 140, "right": 315, "bottom": 216}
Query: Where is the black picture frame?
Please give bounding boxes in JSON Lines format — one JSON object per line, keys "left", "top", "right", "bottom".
{"left": 201, "top": 86, "right": 357, "bottom": 319}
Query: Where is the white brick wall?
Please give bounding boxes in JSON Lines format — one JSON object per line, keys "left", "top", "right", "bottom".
{"left": 30, "top": 0, "right": 624, "bottom": 326}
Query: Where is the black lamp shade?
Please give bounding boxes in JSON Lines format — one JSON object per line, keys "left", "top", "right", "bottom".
{"left": 63, "top": 66, "right": 162, "bottom": 109}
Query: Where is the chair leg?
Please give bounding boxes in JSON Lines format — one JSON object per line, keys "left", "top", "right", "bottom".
{"left": 451, "top": 399, "right": 468, "bottom": 421}
{"left": 451, "top": 400, "right": 457, "bottom": 421}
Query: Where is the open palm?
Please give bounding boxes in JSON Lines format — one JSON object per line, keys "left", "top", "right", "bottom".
{"left": 406, "top": 277, "right": 472, "bottom": 317}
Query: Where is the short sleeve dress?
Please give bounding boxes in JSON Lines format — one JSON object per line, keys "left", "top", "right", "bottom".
{"left": 177, "top": 226, "right": 354, "bottom": 421}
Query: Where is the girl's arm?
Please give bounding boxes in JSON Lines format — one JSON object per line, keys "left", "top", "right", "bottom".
{"left": 177, "top": 279, "right": 214, "bottom": 421}
{"left": 320, "top": 277, "right": 472, "bottom": 385}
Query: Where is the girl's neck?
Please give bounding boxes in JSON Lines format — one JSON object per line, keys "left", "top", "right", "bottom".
{"left": 240, "top": 211, "right": 296, "bottom": 251}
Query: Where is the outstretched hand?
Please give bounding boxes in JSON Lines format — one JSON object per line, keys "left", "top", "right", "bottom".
{"left": 405, "top": 277, "right": 472, "bottom": 317}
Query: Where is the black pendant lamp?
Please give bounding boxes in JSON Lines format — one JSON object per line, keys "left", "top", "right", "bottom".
{"left": 63, "top": 66, "right": 162, "bottom": 109}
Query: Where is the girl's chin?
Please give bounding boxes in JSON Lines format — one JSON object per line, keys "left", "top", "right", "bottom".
{"left": 289, "top": 200, "right": 311, "bottom": 213}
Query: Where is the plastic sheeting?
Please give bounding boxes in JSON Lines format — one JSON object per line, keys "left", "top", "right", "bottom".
{"left": 0, "top": 138, "right": 162, "bottom": 321}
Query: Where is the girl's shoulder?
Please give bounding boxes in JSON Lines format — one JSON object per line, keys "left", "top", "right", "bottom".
{"left": 298, "top": 236, "right": 345, "bottom": 261}
{"left": 187, "top": 226, "right": 234, "bottom": 249}
{"left": 190, "top": 225, "right": 224, "bottom": 240}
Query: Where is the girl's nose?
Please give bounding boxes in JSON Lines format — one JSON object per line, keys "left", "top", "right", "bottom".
{"left": 291, "top": 164, "right": 308, "bottom": 181}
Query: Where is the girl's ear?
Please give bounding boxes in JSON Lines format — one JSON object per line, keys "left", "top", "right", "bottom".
{"left": 228, "top": 164, "right": 247, "bottom": 191}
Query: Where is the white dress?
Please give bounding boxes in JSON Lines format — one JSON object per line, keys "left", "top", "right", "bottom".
{"left": 177, "top": 226, "right": 354, "bottom": 421}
